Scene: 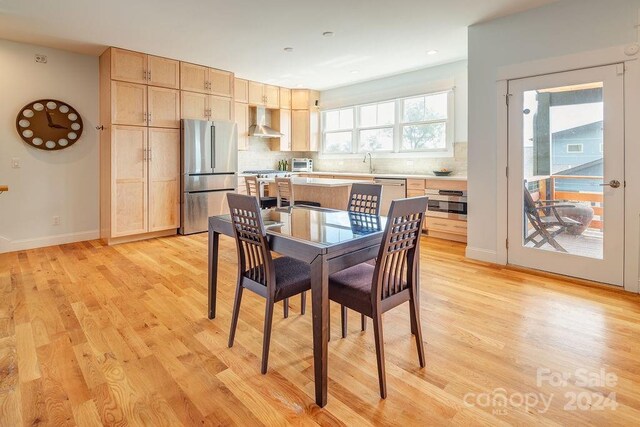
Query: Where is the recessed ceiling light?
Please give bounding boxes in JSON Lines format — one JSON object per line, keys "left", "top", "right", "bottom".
{"left": 284, "top": 47, "right": 293, "bottom": 52}
{"left": 427, "top": 50, "right": 438, "bottom": 55}
{"left": 296, "top": 84, "right": 304, "bottom": 88}
{"left": 350, "top": 70, "right": 359, "bottom": 74}
{"left": 322, "top": 31, "right": 334, "bottom": 37}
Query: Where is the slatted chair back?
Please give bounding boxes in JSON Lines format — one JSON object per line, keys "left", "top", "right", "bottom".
{"left": 348, "top": 183, "right": 383, "bottom": 215}
{"left": 227, "top": 193, "right": 275, "bottom": 289}
{"left": 275, "top": 177, "right": 294, "bottom": 208}
{"left": 372, "top": 196, "right": 428, "bottom": 305}
{"left": 244, "top": 175, "right": 260, "bottom": 200}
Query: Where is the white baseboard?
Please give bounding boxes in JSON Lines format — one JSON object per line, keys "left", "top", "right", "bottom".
{"left": 0, "top": 230, "right": 99, "bottom": 254}
{"left": 465, "top": 246, "right": 499, "bottom": 264}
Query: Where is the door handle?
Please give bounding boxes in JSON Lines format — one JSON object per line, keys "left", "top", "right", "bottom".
{"left": 599, "top": 180, "right": 621, "bottom": 189}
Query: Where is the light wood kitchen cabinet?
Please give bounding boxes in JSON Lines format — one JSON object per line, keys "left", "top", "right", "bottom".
{"left": 111, "top": 125, "right": 148, "bottom": 237}
{"left": 209, "top": 68, "right": 233, "bottom": 97}
{"left": 147, "top": 55, "right": 180, "bottom": 89}
{"left": 180, "top": 62, "right": 233, "bottom": 96}
{"left": 235, "top": 102, "right": 249, "bottom": 151}
{"left": 292, "top": 89, "right": 319, "bottom": 109}
{"left": 291, "top": 108, "right": 319, "bottom": 151}
{"left": 148, "top": 128, "right": 180, "bottom": 232}
{"left": 148, "top": 86, "right": 180, "bottom": 128}
{"left": 110, "top": 48, "right": 179, "bottom": 89}
{"left": 406, "top": 179, "right": 426, "bottom": 197}
{"left": 248, "top": 81, "right": 265, "bottom": 106}
{"left": 111, "top": 48, "right": 147, "bottom": 84}
{"left": 209, "top": 95, "right": 233, "bottom": 121}
{"left": 111, "top": 81, "right": 147, "bottom": 126}
{"left": 265, "top": 85, "right": 280, "bottom": 108}
{"left": 272, "top": 109, "right": 291, "bottom": 151}
{"left": 234, "top": 78, "right": 249, "bottom": 103}
{"left": 280, "top": 87, "right": 291, "bottom": 109}
{"left": 180, "top": 62, "right": 209, "bottom": 94}
{"left": 181, "top": 91, "right": 209, "bottom": 120}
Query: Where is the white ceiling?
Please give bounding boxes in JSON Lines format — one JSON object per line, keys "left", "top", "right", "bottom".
{"left": 0, "top": 0, "right": 557, "bottom": 90}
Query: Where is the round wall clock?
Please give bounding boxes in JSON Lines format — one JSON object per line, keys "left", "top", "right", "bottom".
{"left": 16, "top": 99, "right": 83, "bottom": 151}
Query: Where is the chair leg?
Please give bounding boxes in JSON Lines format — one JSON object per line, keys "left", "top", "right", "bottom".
{"left": 328, "top": 304, "right": 331, "bottom": 342}
{"left": 228, "top": 284, "right": 244, "bottom": 348}
{"left": 261, "top": 300, "right": 275, "bottom": 374}
{"left": 301, "top": 291, "right": 306, "bottom": 315}
{"left": 341, "top": 305, "right": 347, "bottom": 338}
{"left": 409, "top": 296, "right": 425, "bottom": 368}
{"left": 283, "top": 298, "right": 289, "bottom": 319}
{"left": 372, "top": 312, "right": 387, "bottom": 399}
{"left": 361, "top": 314, "right": 367, "bottom": 332}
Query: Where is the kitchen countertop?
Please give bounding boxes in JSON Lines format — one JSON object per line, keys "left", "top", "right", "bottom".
{"left": 300, "top": 171, "right": 467, "bottom": 181}
{"left": 260, "top": 177, "right": 365, "bottom": 187}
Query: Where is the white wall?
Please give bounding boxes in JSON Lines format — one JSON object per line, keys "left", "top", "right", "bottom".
{"left": 321, "top": 60, "right": 468, "bottom": 143}
{"left": 467, "top": 0, "right": 640, "bottom": 262}
{"left": 0, "top": 39, "right": 99, "bottom": 253}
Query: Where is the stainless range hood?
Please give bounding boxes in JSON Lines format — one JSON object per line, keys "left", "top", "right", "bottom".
{"left": 249, "top": 106, "right": 282, "bottom": 138}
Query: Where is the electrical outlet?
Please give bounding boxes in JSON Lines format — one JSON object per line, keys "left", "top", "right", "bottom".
{"left": 337, "top": 161, "right": 344, "bottom": 166}
{"left": 11, "top": 158, "right": 21, "bottom": 168}
{"left": 406, "top": 160, "right": 414, "bottom": 167}
{"left": 35, "top": 54, "right": 47, "bottom": 63}
{"left": 52, "top": 216, "right": 61, "bottom": 226}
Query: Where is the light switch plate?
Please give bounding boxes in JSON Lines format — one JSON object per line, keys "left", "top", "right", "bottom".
{"left": 11, "top": 158, "right": 21, "bottom": 168}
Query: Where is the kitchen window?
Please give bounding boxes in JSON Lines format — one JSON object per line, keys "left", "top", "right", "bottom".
{"left": 321, "top": 90, "right": 454, "bottom": 156}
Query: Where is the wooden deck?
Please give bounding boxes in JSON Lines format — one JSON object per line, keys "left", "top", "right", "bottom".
{"left": 1, "top": 235, "right": 640, "bottom": 425}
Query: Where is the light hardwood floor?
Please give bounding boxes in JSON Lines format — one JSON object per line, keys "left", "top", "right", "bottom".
{"left": 1, "top": 235, "right": 640, "bottom": 426}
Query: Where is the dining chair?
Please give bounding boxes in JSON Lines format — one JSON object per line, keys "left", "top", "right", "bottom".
{"left": 274, "top": 177, "right": 321, "bottom": 208}
{"left": 328, "top": 196, "right": 428, "bottom": 398}
{"left": 245, "top": 175, "right": 277, "bottom": 209}
{"left": 341, "top": 183, "right": 383, "bottom": 335}
{"left": 226, "top": 193, "right": 312, "bottom": 374}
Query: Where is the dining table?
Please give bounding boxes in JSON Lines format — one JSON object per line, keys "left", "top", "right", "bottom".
{"left": 208, "top": 205, "right": 387, "bottom": 407}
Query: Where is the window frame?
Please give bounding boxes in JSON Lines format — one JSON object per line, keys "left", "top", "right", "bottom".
{"left": 320, "top": 89, "right": 455, "bottom": 158}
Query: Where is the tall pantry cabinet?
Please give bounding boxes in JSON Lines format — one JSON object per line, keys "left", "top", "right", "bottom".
{"left": 100, "top": 48, "right": 181, "bottom": 243}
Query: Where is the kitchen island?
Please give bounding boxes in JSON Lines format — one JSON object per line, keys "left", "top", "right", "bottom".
{"left": 263, "top": 177, "right": 368, "bottom": 210}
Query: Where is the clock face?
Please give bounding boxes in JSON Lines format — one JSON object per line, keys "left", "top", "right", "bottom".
{"left": 16, "top": 99, "right": 84, "bottom": 151}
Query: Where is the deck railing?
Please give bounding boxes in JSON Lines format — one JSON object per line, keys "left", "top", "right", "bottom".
{"left": 536, "top": 175, "right": 604, "bottom": 231}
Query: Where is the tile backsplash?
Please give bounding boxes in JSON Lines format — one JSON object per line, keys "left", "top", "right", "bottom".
{"left": 238, "top": 137, "right": 313, "bottom": 172}
{"left": 239, "top": 139, "right": 467, "bottom": 176}
{"left": 311, "top": 142, "right": 468, "bottom": 176}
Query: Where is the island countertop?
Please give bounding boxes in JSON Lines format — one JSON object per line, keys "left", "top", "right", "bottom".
{"left": 259, "top": 177, "right": 367, "bottom": 187}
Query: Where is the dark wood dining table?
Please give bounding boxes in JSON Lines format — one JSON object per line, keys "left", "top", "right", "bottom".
{"left": 208, "top": 206, "right": 387, "bottom": 407}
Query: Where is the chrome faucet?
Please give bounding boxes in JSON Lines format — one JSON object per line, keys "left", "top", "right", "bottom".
{"left": 363, "top": 152, "right": 374, "bottom": 174}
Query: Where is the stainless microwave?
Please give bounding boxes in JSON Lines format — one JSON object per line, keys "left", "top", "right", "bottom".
{"left": 291, "top": 158, "right": 313, "bottom": 172}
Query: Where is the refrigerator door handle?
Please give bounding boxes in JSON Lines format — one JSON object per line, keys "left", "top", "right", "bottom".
{"left": 211, "top": 124, "right": 216, "bottom": 172}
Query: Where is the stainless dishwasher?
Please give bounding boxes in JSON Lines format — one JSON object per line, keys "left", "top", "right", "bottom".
{"left": 373, "top": 178, "right": 406, "bottom": 215}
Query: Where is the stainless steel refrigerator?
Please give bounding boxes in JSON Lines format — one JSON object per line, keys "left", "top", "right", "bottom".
{"left": 180, "top": 119, "right": 238, "bottom": 235}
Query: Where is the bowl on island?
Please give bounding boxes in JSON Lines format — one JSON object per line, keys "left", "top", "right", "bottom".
{"left": 433, "top": 169, "right": 453, "bottom": 176}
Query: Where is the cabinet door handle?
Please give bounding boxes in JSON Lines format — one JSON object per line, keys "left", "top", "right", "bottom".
{"left": 143, "top": 70, "right": 147, "bottom": 80}
{"left": 148, "top": 147, "right": 152, "bottom": 161}
{"left": 147, "top": 70, "right": 151, "bottom": 81}
{"left": 143, "top": 148, "right": 147, "bottom": 160}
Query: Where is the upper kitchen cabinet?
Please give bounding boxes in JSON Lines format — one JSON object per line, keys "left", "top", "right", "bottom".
{"left": 111, "top": 81, "right": 147, "bottom": 126}
{"left": 181, "top": 91, "right": 209, "bottom": 121}
{"left": 180, "top": 62, "right": 209, "bottom": 94}
{"left": 180, "top": 62, "right": 234, "bottom": 96}
{"left": 280, "top": 87, "right": 291, "bottom": 109}
{"left": 248, "top": 81, "right": 265, "bottom": 106}
{"left": 209, "top": 95, "right": 233, "bottom": 121}
{"left": 248, "top": 82, "right": 280, "bottom": 108}
{"left": 109, "top": 48, "right": 179, "bottom": 89}
{"left": 209, "top": 69, "right": 233, "bottom": 98}
{"left": 147, "top": 55, "right": 180, "bottom": 89}
{"left": 291, "top": 89, "right": 320, "bottom": 151}
{"left": 148, "top": 86, "right": 180, "bottom": 128}
{"left": 235, "top": 78, "right": 249, "bottom": 103}
{"left": 111, "top": 48, "right": 147, "bottom": 84}
{"left": 292, "top": 89, "right": 319, "bottom": 109}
